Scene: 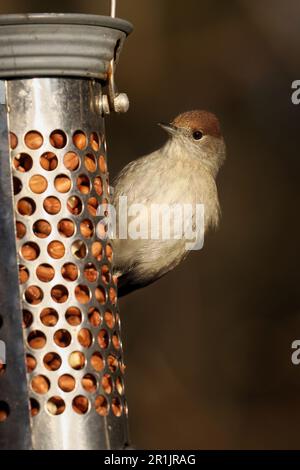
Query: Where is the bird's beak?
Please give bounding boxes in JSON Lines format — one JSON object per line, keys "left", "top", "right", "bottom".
{"left": 158, "top": 122, "right": 178, "bottom": 136}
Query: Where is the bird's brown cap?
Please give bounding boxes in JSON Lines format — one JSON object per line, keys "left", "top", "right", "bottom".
{"left": 172, "top": 110, "right": 222, "bottom": 138}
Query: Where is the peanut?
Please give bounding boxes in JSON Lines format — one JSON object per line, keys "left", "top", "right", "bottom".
{"left": 21, "top": 243, "right": 39, "bottom": 261}
{"left": 65, "top": 307, "right": 82, "bottom": 326}
{"left": 50, "top": 131, "right": 66, "bottom": 149}
{"left": 97, "top": 329, "right": 108, "bottom": 349}
{"left": 109, "top": 287, "right": 117, "bottom": 305}
{"left": 78, "top": 328, "right": 92, "bottom": 348}
{"left": 36, "top": 264, "right": 54, "bottom": 282}
{"left": 84, "top": 265, "right": 98, "bottom": 283}
{"left": 77, "top": 175, "right": 90, "bottom": 194}
{"left": 99, "top": 155, "right": 107, "bottom": 173}
{"left": 101, "top": 265, "right": 110, "bottom": 284}
{"left": 26, "top": 355, "right": 36, "bottom": 373}
{"left": 82, "top": 374, "right": 96, "bottom": 393}
{"left": 43, "top": 353, "right": 61, "bottom": 371}
{"left": 87, "top": 197, "right": 98, "bottom": 216}
{"left": 25, "top": 286, "right": 43, "bottom": 304}
{"left": 67, "top": 196, "right": 82, "bottom": 215}
{"left": 31, "top": 375, "right": 49, "bottom": 394}
{"left": 84, "top": 154, "right": 96, "bottom": 172}
{"left": 88, "top": 308, "right": 101, "bottom": 327}
{"left": 80, "top": 220, "right": 93, "bottom": 238}
{"left": 9, "top": 132, "right": 17, "bottom": 149}
{"left": 104, "top": 311, "right": 115, "bottom": 329}
{"left": 95, "top": 286, "right": 106, "bottom": 304}
{"left": 105, "top": 244, "right": 113, "bottom": 262}
{"left": 40, "top": 152, "right": 58, "bottom": 171}
{"left": 108, "top": 354, "right": 119, "bottom": 373}
{"left": 72, "top": 396, "right": 88, "bottom": 414}
{"left": 47, "top": 398, "right": 65, "bottom": 415}
{"left": 102, "top": 375, "right": 112, "bottom": 394}
{"left": 40, "top": 308, "right": 58, "bottom": 326}
{"left": 30, "top": 401, "right": 39, "bottom": 417}
{"left": 0, "top": 410, "right": 8, "bottom": 422}
{"left": 64, "top": 151, "right": 79, "bottom": 171}
{"left": 14, "top": 154, "right": 32, "bottom": 172}
{"left": 73, "top": 132, "right": 86, "bottom": 150}
{"left": 48, "top": 241, "right": 65, "bottom": 259}
{"left": 116, "top": 377, "right": 123, "bottom": 395}
{"left": 29, "top": 175, "right": 47, "bottom": 193}
{"left": 58, "top": 219, "right": 74, "bottom": 237}
{"left": 55, "top": 175, "right": 71, "bottom": 193}
{"left": 112, "top": 334, "right": 120, "bottom": 350}
{"left": 19, "top": 266, "right": 29, "bottom": 284}
{"left": 28, "top": 334, "right": 46, "bottom": 349}
{"left": 25, "top": 131, "right": 43, "bottom": 149}
{"left": 18, "top": 198, "right": 35, "bottom": 216}
{"left": 90, "top": 132, "right": 100, "bottom": 151}
{"left": 90, "top": 353, "right": 104, "bottom": 372}
{"left": 33, "top": 220, "right": 51, "bottom": 238}
{"left": 75, "top": 285, "right": 90, "bottom": 304}
{"left": 54, "top": 329, "right": 71, "bottom": 347}
{"left": 61, "top": 263, "right": 78, "bottom": 281}
{"left": 16, "top": 221, "right": 26, "bottom": 239}
{"left": 94, "top": 176, "right": 103, "bottom": 195}
{"left": 112, "top": 399, "right": 122, "bottom": 417}
{"left": 51, "top": 286, "right": 68, "bottom": 303}
{"left": 58, "top": 375, "right": 75, "bottom": 392}
{"left": 91, "top": 241, "right": 102, "bottom": 261}
{"left": 69, "top": 351, "right": 85, "bottom": 370}
{"left": 43, "top": 196, "right": 61, "bottom": 215}
{"left": 95, "top": 395, "right": 108, "bottom": 416}
{"left": 23, "top": 310, "right": 33, "bottom": 328}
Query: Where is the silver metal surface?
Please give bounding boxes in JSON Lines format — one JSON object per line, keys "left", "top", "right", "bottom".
{"left": 111, "top": 0, "right": 117, "bottom": 18}
{"left": 113, "top": 93, "right": 130, "bottom": 113}
{"left": 0, "top": 13, "right": 132, "bottom": 32}
{"left": 106, "top": 59, "right": 130, "bottom": 114}
{"left": 6, "top": 77, "right": 129, "bottom": 449}
{"left": 0, "top": 14, "right": 132, "bottom": 79}
{"left": 91, "top": 2, "right": 130, "bottom": 115}
{"left": 0, "top": 80, "right": 32, "bottom": 449}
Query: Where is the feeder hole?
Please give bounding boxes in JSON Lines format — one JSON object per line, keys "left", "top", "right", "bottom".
{"left": 43, "top": 352, "right": 61, "bottom": 371}
{"left": 25, "top": 131, "right": 43, "bottom": 150}
{"left": 51, "top": 285, "right": 68, "bottom": 303}
{"left": 65, "top": 307, "right": 82, "bottom": 326}
{"left": 33, "top": 219, "right": 52, "bottom": 238}
{"left": 46, "top": 396, "right": 65, "bottom": 415}
{"left": 40, "top": 308, "right": 59, "bottom": 327}
{"left": 40, "top": 152, "right": 58, "bottom": 171}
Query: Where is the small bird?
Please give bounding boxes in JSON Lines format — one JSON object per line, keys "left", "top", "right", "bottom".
{"left": 111, "top": 110, "right": 226, "bottom": 297}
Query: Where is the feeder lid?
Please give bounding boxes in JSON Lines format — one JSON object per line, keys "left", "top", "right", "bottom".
{"left": 0, "top": 13, "right": 132, "bottom": 35}
{"left": 0, "top": 13, "right": 133, "bottom": 79}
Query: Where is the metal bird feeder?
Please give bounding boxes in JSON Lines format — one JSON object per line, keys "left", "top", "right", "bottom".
{"left": 0, "top": 2, "right": 132, "bottom": 450}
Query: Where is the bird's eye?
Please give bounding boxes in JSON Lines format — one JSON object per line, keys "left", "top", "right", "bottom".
{"left": 192, "top": 130, "right": 203, "bottom": 140}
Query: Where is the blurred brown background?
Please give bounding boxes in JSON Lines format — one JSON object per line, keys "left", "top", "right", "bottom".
{"left": 2, "top": 0, "right": 300, "bottom": 449}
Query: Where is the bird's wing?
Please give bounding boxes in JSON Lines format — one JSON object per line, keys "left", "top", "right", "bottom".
{"left": 112, "top": 150, "right": 163, "bottom": 207}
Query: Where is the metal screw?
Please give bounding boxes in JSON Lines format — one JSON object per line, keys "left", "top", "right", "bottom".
{"left": 113, "top": 93, "right": 130, "bottom": 113}
{"left": 100, "top": 92, "right": 129, "bottom": 115}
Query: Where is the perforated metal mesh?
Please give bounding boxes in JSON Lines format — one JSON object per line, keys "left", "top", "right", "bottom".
{"left": 4, "top": 77, "right": 129, "bottom": 450}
